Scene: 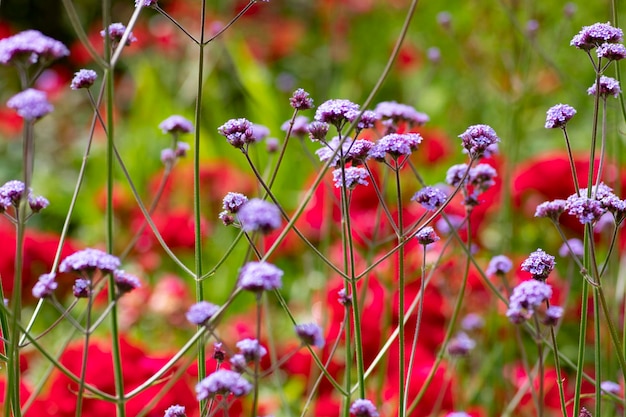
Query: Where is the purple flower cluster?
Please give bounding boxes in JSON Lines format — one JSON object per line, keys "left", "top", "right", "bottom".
{"left": 350, "top": 399, "right": 379, "bottom": 417}
{"left": 0, "top": 30, "right": 69, "bottom": 66}
{"left": 289, "top": 88, "right": 314, "bottom": 110}
{"left": 460, "top": 313, "right": 484, "bottom": 331}
{"left": 486, "top": 255, "right": 513, "bottom": 276}
{"left": 468, "top": 163, "right": 497, "bottom": 193}
{"left": 416, "top": 226, "right": 439, "bottom": 245}
{"left": 458, "top": 124, "right": 500, "bottom": 159}
{"left": 545, "top": 104, "right": 577, "bottom": 129}
{"left": 238, "top": 261, "right": 283, "bottom": 292}
{"left": 520, "top": 249, "right": 555, "bottom": 280}
{"left": 28, "top": 194, "right": 49, "bottom": 213}
{"left": 281, "top": 115, "right": 309, "bottom": 137}
{"left": 587, "top": 76, "right": 621, "bottom": 98}
{"left": 222, "top": 192, "right": 249, "bottom": 213}
{"left": 506, "top": 280, "right": 553, "bottom": 324}
{"left": 597, "top": 42, "right": 626, "bottom": 60}
{"left": 7, "top": 89, "right": 53, "bottom": 120}
{"left": 570, "top": 22, "right": 623, "bottom": 50}
{"left": 136, "top": 0, "right": 158, "bottom": 7}
{"left": 446, "top": 164, "right": 469, "bottom": 187}
{"left": 0, "top": 180, "right": 26, "bottom": 210}
{"left": 73, "top": 279, "right": 90, "bottom": 298}
{"left": 356, "top": 110, "right": 380, "bottom": 131}
{"left": 163, "top": 405, "right": 186, "bottom": 417}
{"left": 195, "top": 369, "right": 252, "bottom": 400}
{"left": 411, "top": 186, "right": 448, "bottom": 211}
{"left": 114, "top": 270, "right": 141, "bottom": 294}
{"left": 159, "top": 115, "right": 193, "bottom": 134}
{"left": 565, "top": 194, "right": 605, "bottom": 224}
{"left": 369, "top": 133, "right": 422, "bottom": 160}
{"left": 332, "top": 167, "right": 369, "bottom": 189}
{"left": 237, "top": 198, "right": 282, "bottom": 233}
{"left": 374, "top": 101, "right": 429, "bottom": 132}
{"left": 534, "top": 199, "right": 567, "bottom": 220}
{"left": 447, "top": 332, "right": 476, "bottom": 357}
{"left": 59, "top": 248, "right": 121, "bottom": 274}
{"left": 32, "top": 273, "right": 58, "bottom": 299}
{"left": 218, "top": 118, "right": 255, "bottom": 148}
{"left": 315, "top": 137, "right": 373, "bottom": 167}
{"left": 236, "top": 338, "right": 267, "bottom": 362}
{"left": 70, "top": 69, "right": 98, "bottom": 90}
{"left": 295, "top": 323, "right": 325, "bottom": 348}
{"left": 186, "top": 301, "right": 220, "bottom": 326}
{"left": 314, "top": 99, "right": 360, "bottom": 128}
{"left": 543, "top": 306, "right": 564, "bottom": 326}
{"left": 100, "top": 23, "right": 137, "bottom": 46}
{"left": 559, "top": 238, "right": 584, "bottom": 258}
{"left": 308, "top": 121, "right": 330, "bottom": 141}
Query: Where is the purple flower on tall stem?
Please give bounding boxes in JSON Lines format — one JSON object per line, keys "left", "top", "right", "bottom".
{"left": 70, "top": 69, "right": 97, "bottom": 90}
{"left": 186, "top": 301, "right": 220, "bottom": 326}
{"left": 308, "top": 121, "right": 330, "bottom": 141}
{"left": 295, "top": 323, "right": 325, "bottom": 348}
{"left": 416, "top": 226, "right": 439, "bottom": 245}
{"left": 236, "top": 338, "right": 267, "bottom": 362}
{"left": 281, "top": 115, "right": 309, "bottom": 137}
{"left": 59, "top": 248, "right": 121, "bottom": 274}
{"left": 411, "top": 186, "right": 448, "bottom": 211}
{"left": 73, "top": 279, "right": 91, "bottom": 298}
{"left": 237, "top": 198, "right": 281, "bottom": 233}
{"left": 543, "top": 306, "right": 564, "bottom": 326}
{"left": 447, "top": 332, "right": 476, "bottom": 357}
{"left": 545, "top": 104, "right": 576, "bottom": 129}
{"left": 159, "top": 115, "right": 193, "bottom": 134}
{"left": 332, "top": 167, "right": 369, "bottom": 189}
{"left": 369, "top": 133, "right": 422, "bottom": 160}
{"left": 559, "top": 238, "right": 584, "bottom": 258}
{"left": 468, "top": 164, "right": 497, "bottom": 193}
{"left": 314, "top": 99, "right": 360, "bottom": 128}
{"left": 486, "top": 255, "right": 513, "bottom": 276}
{"left": 32, "top": 273, "right": 57, "bottom": 299}
{"left": 349, "top": 399, "right": 380, "bottom": 417}
{"left": 222, "top": 192, "right": 248, "bottom": 213}
{"left": 0, "top": 180, "right": 26, "bottom": 206}
{"left": 355, "top": 110, "right": 380, "bottom": 131}
{"left": 238, "top": 261, "right": 283, "bottom": 292}
{"left": 597, "top": 43, "right": 626, "bottom": 60}
{"left": 100, "top": 23, "right": 137, "bottom": 46}
{"left": 114, "top": 270, "right": 141, "bottom": 294}
{"left": 0, "top": 30, "right": 69, "bottom": 66}
{"left": 520, "top": 249, "right": 555, "bottom": 281}
{"left": 506, "top": 279, "right": 553, "bottom": 324}
{"left": 565, "top": 194, "right": 605, "bottom": 224}
{"left": 289, "top": 88, "right": 314, "bottom": 110}
{"left": 7, "top": 89, "right": 53, "bottom": 120}
{"left": 195, "top": 369, "right": 252, "bottom": 400}
{"left": 28, "top": 194, "right": 49, "bottom": 213}
{"left": 374, "top": 101, "right": 429, "bottom": 128}
{"left": 534, "top": 199, "right": 567, "bottom": 220}
{"left": 218, "top": 118, "right": 255, "bottom": 149}
{"left": 163, "top": 405, "right": 185, "bottom": 417}
{"left": 458, "top": 124, "right": 500, "bottom": 159}
{"left": 445, "top": 164, "right": 469, "bottom": 187}
{"left": 136, "top": 0, "right": 158, "bottom": 7}
{"left": 570, "top": 22, "right": 623, "bottom": 50}
{"left": 587, "top": 76, "right": 621, "bottom": 98}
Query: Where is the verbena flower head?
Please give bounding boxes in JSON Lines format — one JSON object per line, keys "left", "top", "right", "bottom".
{"left": 238, "top": 261, "right": 283, "bottom": 292}
{"left": 338, "top": 288, "right": 352, "bottom": 306}
{"left": 565, "top": 194, "right": 605, "bottom": 224}
{"left": 535, "top": 199, "right": 567, "bottom": 220}
{"left": 600, "top": 380, "right": 621, "bottom": 395}
{"left": 332, "top": 167, "right": 369, "bottom": 189}
{"left": 545, "top": 104, "right": 576, "bottom": 129}
{"left": 458, "top": 124, "right": 500, "bottom": 159}
{"left": 100, "top": 23, "right": 137, "bottom": 46}
{"left": 597, "top": 42, "right": 626, "bottom": 60}
{"left": 114, "top": 270, "right": 141, "bottom": 294}
{"left": 160, "top": 148, "right": 176, "bottom": 165}
{"left": 175, "top": 142, "right": 190, "bottom": 157}
{"left": 0, "top": 180, "right": 26, "bottom": 207}
{"left": 350, "top": 399, "right": 379, "bottom": 417}
{"left": 229, "top": 354, "right": 247, "bottom": 373}
{"left": 506, "top": 280, "right": 553, "bottom": 324}
{"left": 59, "top": 248, "right": 121, "bottom": 274}
{"left": 163, "top": 405, "right": 185, "bottom": 417}
{"left": 461, "top": 313, "right": 484, "bottom": 331}
{"left": 445, "top": 164, "right": 469, "bottom": 187}
{"left": 578, "top": 408, "right": 592, "bottom": 417}
{"left": 251, "top": 124, "right": 270, "bottom": 142}
{"left": 369, "top": 133, "right": 422, "bottom": 160}
{"left": 0, "top": 30, "right": 69, "bottom": 66}
{"left": 195, "top": 369, "right": 252, "bottom": 400}
{"left": 520, "top": 249, "right": 555, "bottom": 280}
{"left": 7, "top": 89, "right": 53, "bottom": 120}
{"left": 314, "top": 99, "right": 360, "bottom": 128}
{"left": 447, "top": 332, "right": 476, "bottom": 357}
{"left": 468, "top": 164, "right": 497, "bottom": 193}
{"left": 236, "top": 338, "right": 267, "bottom": 362}
{"left": 159, "top": 115, "right": 193, "bottom": 134}
{"left": 281, "top": 115, "right": 309, "bottom": 137}
{"left": 70, "top": 69, "right": 97, "bottom": 90}
{"left": 295, "top": 323, "right": 325, "bottom": 348}
{"left": 486, "top": 255, "right": 513, "bottom": 276}
{"left": 28, "top": 194, "right": 49, "bottom": 213}
{"left": 356, "top": 110, "right": 380, "bottom": 131}
{"left": 543, "top": 305, "right": 564, "bottom": 326}
{"left": 32, "top": 273, "right": 57, "bottom": 299}
{"left": 136, "top": 0, "right": 158, "bottom": 6}
{"left": 570, "top": 22, "right": 623, "bottom": 50}
{"left": 558, "top": 238, "right": 583, "bottom": 259}
{"left": 315, "top": 137, "right": 373, "bottom": 166}
{"left": 308, "top": 121, "right": 330, "bottom": 141}
{"left": 237, "top": 198, "right": 281, "bottom": 233}
{"left": 411, "top": 186, "right": 448, "bottom": 211}
{"left": 290, "top": 88, "right": 314, "bottom": 110}
{"left": 73, "top": 278, "right": 90, "bottom": 298}
{"left": 222, "top": 192, "right": 248, "bottom": 213}
{"left": 186, "top": 301, "right": 220, "bottom": 326}
{"left": 416, "top": 226, "right": 440, "bottom": 245}
{"left": 374, "top": 101, "right": 429, "bottom": 130}
{"left": 218, "top": 118, "right": 255, "bottom": 149}
{"left": 587, "top": 75, "right": 621, "bottom": 98}
{"left": 213, "top": 342, "right": 225, "bottom": 362}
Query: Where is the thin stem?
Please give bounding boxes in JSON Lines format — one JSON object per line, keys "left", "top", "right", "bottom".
{"left": 154, "top": 5, "right": 199, "bottom": 44}
{"left": 594, "top": 98, "right": 608, "bottom": 189}
{"left": 395, "top": 164, "right": 406, "bottom": 417}
{"left": 562, "top": 127, "right": 581, "bottom": 196}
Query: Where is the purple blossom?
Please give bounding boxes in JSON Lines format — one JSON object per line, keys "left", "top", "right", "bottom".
{"left": 136, "top": 0, "right": 158, "bottom": 6}
{"left": 545, "top": 104, "right": 577, "bottom": 129}
{"left": 411, "top": 186, "right": 448, "bottom": 211}
{"left": 316, "top": 137, "right": 373, "bottom": 166}
{"left": 0, "top": 180, "right": 26, "bottom": 207}
{"left": 416, "top": 226, "right": 439, "bottom": 245}
{"left": 195, "top": 369, "right": 252, "bottom": 400}
{"left": 445, "top": 164, "right": 469, "bottom": 187}
{"left": 579, "top": 408, "right": 592, "bottom": 417}
{"left": 222, "top": 192, "right": 248, "bottom": 213}
{"left": 229, "top": 354, "right": 247, "bottom": 372}
{"left": 175, "top": 142, "right": 190, "bottom": 157}
{"left": 213, "top": 343, "right": 225, "bottom": 362}
{"left": 570, "top": 22, "right": 623, "bottom": 50}
{"left": 534, "top": 199, "right": 567, "bottom": 220}
{"left": 543, "top": 305, "right": 564, "bottom": 326}
{"left": 281, "top": 115, "right": 309, "bottom": 137}
{"left": 114, "top": 270, "right": 141, "bottom": 294}
{"left": 559, "top": 238, "right": 584, "bottom": 258}
{"left": 289, "top": 88, "right": 314, "bottom": 110}
{"left": 486, "top": 255, "right": 513, "bottom": 276}
{"left": 506, "top": 280, "right": 553, "bottom": 324}
{"left": 7, "top": 89, "right": 53, "bottom": 120}
{"left": 600, "top": 380, "right": 621, "bottom": 395}
{"left": 186, "top": 301, "right": 220, "bottom": 325}
{"left": 338, "top": 288, "right": 352, "bottom": 306}
{"left": 238, "top": 261, "right": 283, "bottom": 292}
{"left": 251, "top": 123, "right": 270, "bottom": 142}
{"left": 73, "top": 279, "right": 91, "bottom": 298}
{"left": 369, "top": 133, "right": 423, "bottom": 160}
{"left": 579, "top": 183, "right": 614, "bottom": 200}
{"left": 237, "top": 198, "right": 282, "bottom": 233}
{"left": 356, "top": 110, "right": 380, "bottom": 130}
{"left": 266, "top": 137, "right": 279, "bottom": 153}
{"left": 373, "top": 101, "right": 429, "bottom": 129}
{"left": 100, "top": 23, "right": 137, "bottom": 46}
{"left": 236, "top": 338, "right": 267, "bottom": 362}
{"left": 458, "top": 124, "right": 500, "bottom": 159}
{"left": 32, "top": 273, "right": 57, "bottom": 299}
{"left": 219, "top": 211, "right": 235, "bottom": 226}
{"left": 565, "top": 194, "right": 605, "bottom": 224}
{"left": 314, "top": 99, "right": 360, "bottom": 127}
{"left": 332, "top": 167, "right": 369, "bottom": 189}
{"left": 447, "top": 332, "right": 476, "bottom": 357}
{"left": 437, "top": 12, "right": 452, "bottom": 30}
{"left": 0, "top": 30, "right": 69, "bottom": 66}
{"left": 218, "top": 118, "right": 255, "bottom": 148}
{"left": 460, "top": 313, "right": 484, "bottom": 331}
{"left": 308, "top": 121, "right": 330, "bottom": 141}
{"left": 468, "top": 164, "right": 497, "bottom": 192}
{"left": 163, "top": 405, "right": 185, "bottom": 417}
{"left": 159, "top": 115, "right": 193, "bottom": 134}
{"left": 427, "top": 47, "right": 441, "bottom": 64}
{"left": 70, "top": 69, "right": 97, "bottom": 90}
{"left": 295, "top": 323, "right": 325, "bottom": 348}
{"left": 350, "top": 399, "right": 379, "bottom": 417}
{"left": 59, "top": 248, "right": 121, "bottom": 274}
{"left": 587, "top": 75, "right": 621, "bottom": 98}
{"left": 160, "top": 148, "right": 176, "bottom": 165}
{"left": 28, "top": 194, "right": 49, "bottom": 213}
{"left": 597, "top": 42, "right": 626, "bottom": 60}
{"left": 520, "top": 249, "right": 556, "bottom": 280}
{"left": 435, "top": 214, "right": 465, "bottom": 235}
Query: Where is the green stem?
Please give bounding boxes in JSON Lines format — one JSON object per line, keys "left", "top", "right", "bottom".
{"left": 395, "top": 164, "right": 406, "bottom": 417}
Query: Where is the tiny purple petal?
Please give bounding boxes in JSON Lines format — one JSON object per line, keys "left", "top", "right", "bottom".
{"left": 186, "top": 301, "right": 220, "bottom": 325}
{"left": 159, "top": 115, "right": 193, "bottom": 134}
{"left": 238, "top": 261, "right": 283, "bottom": 292}
{"left": 32, "top": 273, "right": 57, "bottom": 298}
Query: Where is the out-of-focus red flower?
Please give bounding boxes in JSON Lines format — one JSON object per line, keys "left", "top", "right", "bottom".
{"left": 0, "top": 106, "right": 24, "bottom": 137}
{"left": 133, "top": 209, "right": 207, "bottom": 251}
{"left": 397, "top": 42, "right": 422, "bottom": 73}
{"left": 413, "top": 127, "right": 454, "bottom": 163}
{"left": 148, "top": 274, "right": 193, "bottom": 326}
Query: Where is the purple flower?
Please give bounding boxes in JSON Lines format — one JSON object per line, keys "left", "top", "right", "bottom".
{"left": 350, "top": 399, "right": 379, "bottom": 417}
{"left": 237, "top": 198, "right": 282, "bottom": 233}
{"left": 219, "top": 211, "right": 235, "bottom": 226}
{"left": 265, "top": 137, "right": 279, "bottom": 153}
{"left": 543, "top": 305, "right": 564, "bottom": 326}
{"left": 468, "top": 164, "right": 497, "bottom": 193}
{"left": 435, "top": 214, "right": 465, "bottom": 235}
{"left": 316, "top": 137, "right": 373, "bottom": 166}
{"left": 100, "top": 23, "right": 137, "bottom": 46}
{"left": 59, "top": 248, "right": 121, "bottom": 274}
{"left": 308, "top": 121, "right": 330, "bottom": 141}
{"left": 136, "top": 0, "right": 158, "bottom": 6}
{"left": 374, "top": 101, "right": 429, "bottom": 129}
{"left": 587, "top": 75, "right": 621, "bottom": 98}
{"left": 251, "top": 123, "right": 270, "bottom": 142}
{"left": 332, "top": 167, "right": 369, "bottom": 189}
{"left": 218, "top": 118, "right": 255, "bottom": 148}
{"left": 427, "top": 47, "right": 441, "bottom": 64}
{"left": 412, "top": 186, "right": 448, "bottom": 211}
{"left": 369, "top": 133, "right": 422, "bottom": 160}
{"left": 160, "top": 148, "right": 176, "bottom": 165}
{"left": 486, "top": 255, "right": 513, "bottom": 276}
{"left": 565, "top": 194, "right": 605, "bottom": 224}
{"left": 458, "top": 124, "right": 500, "bottom": 159}
{"left": 281, "top": 115, "right": 309, "bottom": 137}
{"left": 28, "top": 194, "right": 49, "bottom": 213}
{"left": 0, "top": 30, "right": 69, "bottom": 66}
{"left": 447, "top": 332, "right": 476, "bottom": 356}
{"left": 163, "top": 405, "right": 185, "bottom": 417}
{"left": 571, "top": 22, "right": 623, "bottom": 50}
{"left": 159, "top": 115, "right": 193, "bottom": 134}
{"left": 32, "top": 273, "right": 57, "bottom": 298}
{"left": 600, "top": 380, "right": 621, "bottom": 395}
{"left": 338, "top": 288, "right": 352, "bottom": 306}
{"left": 70, "top": 69, "right": 97, "bottom": 90}
{"left": 445, "top": 164, "right": 469, "bottom": 187}
{"left": 579, "top": 408, "right": 592, "bottom": 417}
{"left": 295, "top": 323, "right": 325, "bottom": 348}
{"left": 236, "top": 338, "right": 267, "bottom": 362}
{"left": 545, "top": 104, "right": 576, "bottom": 129}
{"left": 229, "top": 354, "right": 247, "bottom": 372}
{"left": 534, "top": 199, "right": 567, "bottom": 220}
{"left": 175, "top": 142, "right": 190, "bottom": 157}
{"left": 460, "top": 313, "right": 484, "bottom": 331}
{"left": 314, "top": 99, "right": 360, "bottom": 128}
{"left": 0, "top": 180, "right": 26, "bottom": 207}
{"left": 506, "top": 280, "right": 553, "bottom": 324}
{"left": 521, "top": 249, "right": 555, "bottom": 280}
{"left": 356, "top": 110, "right": 380, "bottom": 131}
{"left": 186, "top": 301, "right": 220, "bottom": 326}
{"left": 7, "top": 89, "right": 53, "bottom": 120}
{"left": 436, "top": 11, "right": 452, "bottom": 29}
{"left": 213, "top": 343, "right": 225, "bottom": 362}
{"left": 73, "top": 279, "right": 91, "bottom": 298}
{"left": 446, "top": 413, "right": 471, "bottom": 417}
{"left": 526, "top": 19, "right": 540, "bottom": 37}
{"left": 114, "top": 270, "right": 141, "bottom": 294}
{"left": 238, "top": 261, "right": 283, "bottom": 292}
{"left": 195, "top": 369, "right": 252, "bottom": 400}
{"left": 597, "top": 42, "right": 626, "bottom": 60}
{"left": 559, "top": 238, "right": 584, "bottom": 258}
{"left": 289, "top": 88, "right": 314, "bottom": 110}
{"left": 416, "top": 226, "right": 439, "bottom": 245}
{"left": 222, "top": 192, "right": 248, "bottom": 213}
